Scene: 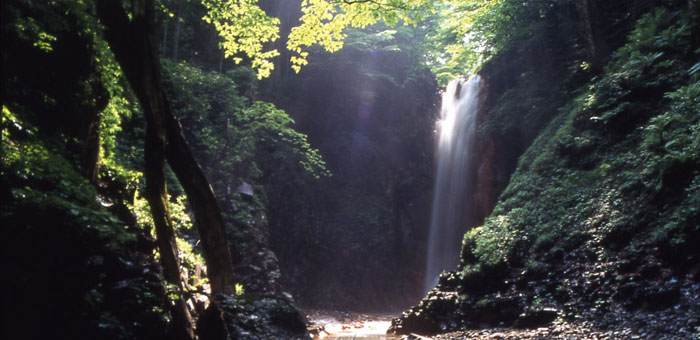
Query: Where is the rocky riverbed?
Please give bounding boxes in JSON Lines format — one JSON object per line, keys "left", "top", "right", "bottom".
{"left": 410, "top": 315, "right": 698, "bottom": 340}
{"left": 306, "top": 311, "right": 401, "bottom": 339}
{"left": 306, "top": 308, "right": 700, "bottom": 340}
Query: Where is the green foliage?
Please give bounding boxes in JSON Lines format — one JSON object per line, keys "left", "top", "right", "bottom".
{"left": 161, "top": 60, "right": 329, "bottom": 186}
{"left": 586, "top": 8, "right": 697, "bottom": 127}
{"left": 421, "top": 0, "right": 563, "bottom": 85}
{"left": 2, "top": 107, "right": 117, "bottom": 239}
{"left": 95, "top": 38, "right": 142, "bottom": 165}
{"left": 651, "top": 175, "right": 700, "bottom": 246}
{"left": 463, "top": 215, "right": 520, "bottom": 267}
{"left": 94, "top": 38, "right": 146, "bottom": 194}
{"left": 241, "top": 101, "right": 331, "bottom": 178}
{"left": 128, "top": 177, "right": 209, "bottom": 289}
{"left": 2, "top": 104, "right": 165, "bottom": 339}
{"left": 461, "top": 4, "right": 700, "bottom": 281}
{"left": 287, "top": 0, "right": 432, "bottom": 72}
{"left": 421, "top": 0, "right": 501, "bottom": 84}
{"left": 202, "top": 0, "right": 281, "bottom": 78}
{"left": 643, "top": 83, "right": 700, "bottom": 165}
{"left": 10, "top": 14, "right": 57, "bottom": 52}
{"left": 176, "top": 0, "right": 561, "bottom": 84}
{"left": 235, "top": 283, "right": 245, "bottom": 295}
{"left": 200, "top": 0, "right": 433, "bottom": 75}
{"left": 160, "top": 60, "right": 329, "bottom": 276}
{"left": 3, "top": 3, "right": 212, "bottom": 335}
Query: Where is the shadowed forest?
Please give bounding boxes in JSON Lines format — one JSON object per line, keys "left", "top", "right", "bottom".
{"left": 2, "top": 0, "right": 699, "bottom": 339}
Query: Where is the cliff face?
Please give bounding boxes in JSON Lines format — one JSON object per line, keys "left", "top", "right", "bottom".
{"left": 259, "top": 27, "right": 440, "bottom": 311}
{"left": 391, "top": 3, "right": 699, "bottom": 338}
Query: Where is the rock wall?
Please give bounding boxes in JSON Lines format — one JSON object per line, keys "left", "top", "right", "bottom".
{"left": 390, "top": 2, "right": 700, "bottom": 338}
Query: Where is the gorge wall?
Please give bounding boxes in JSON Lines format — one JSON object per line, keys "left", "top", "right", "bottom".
{"left": 391, "top": 1, "right": 700, "bottom": 338}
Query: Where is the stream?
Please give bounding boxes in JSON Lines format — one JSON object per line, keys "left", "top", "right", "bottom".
{"left": 306, "top": 311, "right": 402, "bottom": 340}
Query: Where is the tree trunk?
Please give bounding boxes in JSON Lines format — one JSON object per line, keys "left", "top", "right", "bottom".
{"left": 575, "top": 0, "right": 599, "bottom": 72}
{"left": 172, "top": 0, "right": 184, "bottom": 62}
{"left": 575, "top": 0, "right": 608, "bottom": 74}
{"left": 219, "top": 48, "right": 225, "bottom": 73}
{"left": 97, "top": 0, "right": 236, "bottom": 296}
{"left": 164, "top": 106, "right": 237, "bottom": 296}
{"left": 96, "top": 1, "right": 197, "bottom": 339}
{"left": 161, "top": 19, "right": 169, "bottom": 57}
{"left": 690, "top": 0, "right": 700, "bottom": 50}
{"left": 81, "top": 119, "right": 101, "bottom": 184}
{"left": 144, "top": 120, "right": 195, "bottom": 340}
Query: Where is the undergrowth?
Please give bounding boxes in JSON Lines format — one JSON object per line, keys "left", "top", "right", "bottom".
{"left": 462, "top": 6, "right": 700, "bottom": 281}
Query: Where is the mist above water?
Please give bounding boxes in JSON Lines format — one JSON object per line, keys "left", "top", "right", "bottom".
{"left": 425, "top": 76, "right": 482, "bottom": 292}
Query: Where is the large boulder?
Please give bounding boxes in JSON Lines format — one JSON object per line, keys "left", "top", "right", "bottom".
{"left": 389, "top": 271, "right": 546, "bottom": 335}
{"left": 197, "top": 294, "right": 310, "bottom": 340}
{"left": 388, "top": 271, "right": 463, "bottom": 336}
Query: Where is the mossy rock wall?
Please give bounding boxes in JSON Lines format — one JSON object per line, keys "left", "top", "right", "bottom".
{"left": 393, "top": 3, "right": 700, "bottom": 338}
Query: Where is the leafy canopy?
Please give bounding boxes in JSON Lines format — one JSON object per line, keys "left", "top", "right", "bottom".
{"left": 202, "top": 0, "right": 281, "bottom": 78}
{"left": 202, "top": 0, "right": 433, "bottom": 77}
{"left": 422, "top": 0, "right": 501, "bottom": 84}
{"left": 287, "top": 0, "right": 433, "bottom": 72}
{"left": 200, "top": 0, "right": 533, "bottom": 84}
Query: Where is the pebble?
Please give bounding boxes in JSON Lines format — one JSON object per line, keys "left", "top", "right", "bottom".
{"left": 430, "top": 313, "right": 697, "bottom": 340}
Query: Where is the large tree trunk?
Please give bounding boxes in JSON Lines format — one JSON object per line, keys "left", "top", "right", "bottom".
{"left": 172, "top": 0, "right": 184, "bottom": 62}
{"left": 164, "top": 107, "right": 237, "bottom": 296}
{"left": 96, "top": 1, "right": 195, "bottom": 339}
{"left": 80, "top": 116, "right": 102, "bottom": 184}
{"left": 97, "top": 0, "right": 236, "bottom": 295}
{"left": 690, "top": 0, "right": 700, "bottom": 50}
{"left": 161, "top": 19, "right": 169, "bottom": 57}
{"left": 574, "top": 0, "right": 608, "bottom": 74}
{"left": 144, "top": 120, "right": 195, "bottom": 340}
{"left": 575, "top": 0, "right": 599, "bottom": 72}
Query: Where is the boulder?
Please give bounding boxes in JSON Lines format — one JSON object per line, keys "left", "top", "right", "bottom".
{"left": 388, "top": 272, "right": 463, "bottom": 335}
{"left": 197, "top": 294, "right": 310, "bottom": 340}
{"left": 514, "top": 308, "right": 559, "bottom": 329}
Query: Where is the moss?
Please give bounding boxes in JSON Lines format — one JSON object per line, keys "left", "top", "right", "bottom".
{"left": 460, "top": 4, "right": 700, "bottom": 292}
{"left": 2, "top": 116, "right": 166, "bottom": 339}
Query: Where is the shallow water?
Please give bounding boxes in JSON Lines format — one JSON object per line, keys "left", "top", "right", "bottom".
{"left": 307, "top": 311, "right": 402, "bottom": 340}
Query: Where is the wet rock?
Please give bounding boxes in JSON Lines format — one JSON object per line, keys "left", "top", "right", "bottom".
{"left": 459, "top": 269, "right": 488, "bottom": 293}
{"left": 306, "top": 324, "right": 327, "bottom": 338}
{"left": 438, "top": 271, "right": 461, "bottom": 290}
{"left": 282, "top": 291, "right": 295, "bottom": 302}
{"left": 514, "top": 308, "right": 558, "bottom": 329}
{"left": 389, "top": 305, "right": 449, "bottom": 336}
{"left": 233, "top": 247, "right": 284, "bottom": 295}
{"left": 236, "top": 182, "right": 254, "bottom": 197}
{"left": 197, "top": 294, "right": 310, "bottom": 340}
{"left": 388, "top": 286, "right": 463, "bottom": 336}
{"left": 459, "top": 263, "right": 510, "bottom": 295}
{"left": 639, "top": 264, "right": 661, "bottom": 280}
{"left": 226, "top": 181, "right": 285, "bottom": 297}
{"left": 402, "top": 333, "right": 435, "bottom": 340}
{"left": 640, "top": 286, "right": 681, "bottom": 311}
{"left": 230, "top": 217, "right": 284, "bottom": 295}
{"left": 394, "top": 227, "right": 700, "bottom": 339}
{"left": 467, "top": 296, "right": 521, "bottom": 328}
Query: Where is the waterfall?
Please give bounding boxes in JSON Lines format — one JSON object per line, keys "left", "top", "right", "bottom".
{"left": 425, "top": 75, "right": 481, "bottom": 292}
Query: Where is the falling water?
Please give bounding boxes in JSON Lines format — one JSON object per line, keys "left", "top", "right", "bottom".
{"left": 425, "top": 75, "right": 482, "bottom": 292}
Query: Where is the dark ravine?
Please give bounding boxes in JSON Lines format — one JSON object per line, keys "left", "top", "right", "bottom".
{"left": 3, "top": 1, "right": 699, "bottom": 339}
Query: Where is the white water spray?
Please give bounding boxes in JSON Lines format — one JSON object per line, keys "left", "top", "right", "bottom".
{"left": 425, "top": 75, "right": 481, "bottom": 292}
